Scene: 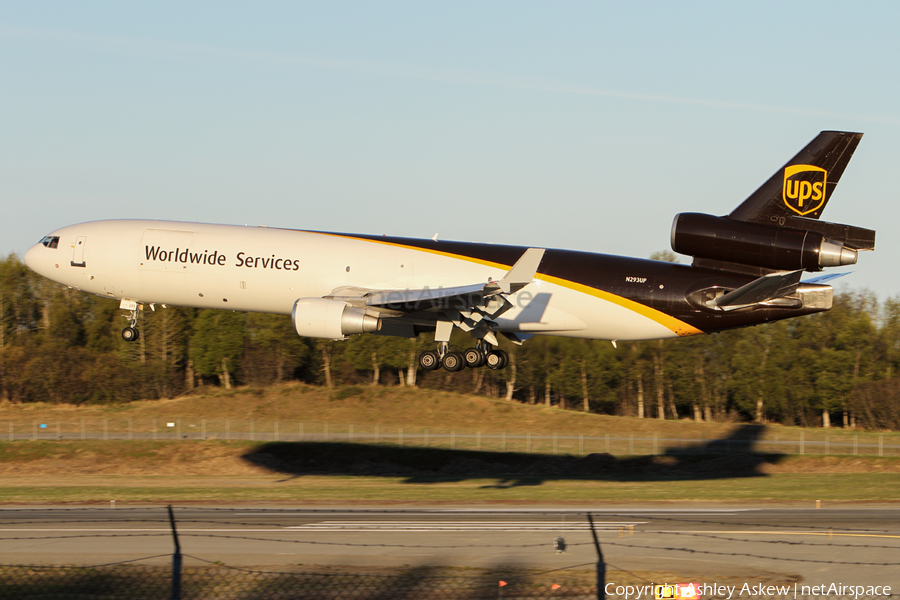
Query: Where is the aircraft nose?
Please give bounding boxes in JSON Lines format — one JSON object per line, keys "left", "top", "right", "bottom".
{"left": 23, "top": 243, "right": 47, "bottom": 275}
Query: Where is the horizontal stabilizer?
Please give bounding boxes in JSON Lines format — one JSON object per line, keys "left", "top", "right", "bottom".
{"left": 802, "top": 271, "right": 851, "bottom": 285}
{"left": 713, "top": 270, "right": 803, "bottom": 311}
{"left": 787, "top": 218, "right": 875, "bottom": 251}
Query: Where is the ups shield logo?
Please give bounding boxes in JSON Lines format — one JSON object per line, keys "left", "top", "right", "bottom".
{"left": 783, "top": 164, "right": 827, "bottom": 216}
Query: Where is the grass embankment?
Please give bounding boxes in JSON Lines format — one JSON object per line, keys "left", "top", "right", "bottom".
{"left": 0, "top": 382, "right": 895, "bottom": 448}
{"left": 1, "top": 384, "right": 899, "bottom": 503}
{"left": 1, "top": 438, "right": 900, "bottom": 503}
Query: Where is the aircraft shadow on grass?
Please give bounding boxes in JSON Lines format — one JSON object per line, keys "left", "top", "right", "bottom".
{"left": 241, "top": 424, "right": 785, "bottom": 488}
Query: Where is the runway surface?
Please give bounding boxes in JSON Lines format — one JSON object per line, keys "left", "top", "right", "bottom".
{"left": 1, "top": 505, "right": 898, "bottom": 588}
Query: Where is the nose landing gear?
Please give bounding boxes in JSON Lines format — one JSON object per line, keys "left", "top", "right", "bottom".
{"left": 121, "top": 305, "right": 140, "bottom": 342}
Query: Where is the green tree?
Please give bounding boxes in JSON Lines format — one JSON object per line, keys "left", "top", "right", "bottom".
{"left": 242, "top": 313, "right": 313, "bottom": 386}
{"left": 189, "top": 310, "right": 246, "bottom": 388}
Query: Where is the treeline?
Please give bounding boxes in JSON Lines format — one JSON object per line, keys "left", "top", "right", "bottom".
{"left": 1, "top": 254, "right": 898, "bottom": 429}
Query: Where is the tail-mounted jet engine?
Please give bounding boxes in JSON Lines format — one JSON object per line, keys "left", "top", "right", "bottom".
{"left": 670, "top": 212, "right": 858, "bottom": 272}
{"left": 292, "top": 298, "right": 381, "bottom": 340}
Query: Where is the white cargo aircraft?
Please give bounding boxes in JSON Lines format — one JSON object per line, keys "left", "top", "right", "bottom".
{"left": 25, "top": 131, "right": 875, "bottom": 372}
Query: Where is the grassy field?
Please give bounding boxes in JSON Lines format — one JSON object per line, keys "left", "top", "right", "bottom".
{"left": 1, "top": 382, "right": 896, "bottom": 450}
{"left": 1, "top": 438, "right": 900, "bottom": 503}
{"left": 3, "top": 472, "right": 900, "bottom": 504}
{"left": 2, "top": 384, "right": 899, "bottom": 504}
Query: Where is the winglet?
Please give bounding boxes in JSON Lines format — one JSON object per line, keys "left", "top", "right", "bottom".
{"left": 498, "top": 248, "right": 545, "bottom": 294}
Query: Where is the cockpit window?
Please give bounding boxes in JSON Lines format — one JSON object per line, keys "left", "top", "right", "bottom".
{"left": 40, "top": 236, "right": 59, "bottom": 249}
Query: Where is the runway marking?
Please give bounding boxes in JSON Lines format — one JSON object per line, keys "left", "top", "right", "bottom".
{"left": 234, "top": 509, "right": 757, "bottom": 515}
{"left": 284, "top": 521, "right": 648, "bottom": 531}
{"left": 0, "top": 528, "right": 334, "bottom": 533}
{"left": 658, "top": 530, "right": 900, "bottom": 539}
{"left": 0, "top": 522, "right": 647, "bottom": 533}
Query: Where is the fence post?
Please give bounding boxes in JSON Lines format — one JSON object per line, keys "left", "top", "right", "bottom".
{"left": 587, "top": 513, "right": 606, "bottom": 600}
{"left": 167, "top": 505, "right": 182, "bottom": 600}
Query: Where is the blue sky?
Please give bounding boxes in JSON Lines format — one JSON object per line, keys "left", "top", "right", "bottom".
{"left": 2, "top": 2, "right": 898, "bottom": 301}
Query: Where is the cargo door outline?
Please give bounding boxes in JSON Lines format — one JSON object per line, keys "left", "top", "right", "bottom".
{"left": 71, "top": 236, "right": 87, "bottom": 267}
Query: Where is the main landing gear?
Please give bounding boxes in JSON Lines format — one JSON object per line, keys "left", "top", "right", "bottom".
{"left": 418, "top": 340, "right": 509, "bottom": 372}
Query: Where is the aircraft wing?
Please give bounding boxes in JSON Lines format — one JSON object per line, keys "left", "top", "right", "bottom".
{"left": 363, "top": 282, "right": 488, "bottom": 309}
{"left": 327, "top": 248, "right": 545, "bottom": 342}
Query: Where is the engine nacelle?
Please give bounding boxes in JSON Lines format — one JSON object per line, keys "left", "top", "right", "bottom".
{"left": 671, "top": 213, "right": 857, "bottom": 271}
{"left": 291, "top": 298, "right": 381, "bottom": 340}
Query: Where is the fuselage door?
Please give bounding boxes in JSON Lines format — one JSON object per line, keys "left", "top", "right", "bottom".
{"left": 71, "top": 236, "right": 87, "bottom": 267}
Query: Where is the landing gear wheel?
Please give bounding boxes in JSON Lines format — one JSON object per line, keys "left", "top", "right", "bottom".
{"left": 441, "top": 351, "right": 465, "bottom": 372}
{"left": 486, "top": 350, "right": 509, "bottom": 370}
{"left": 418, "top": 351, "right": 441, "bottom": 371}
{"left": 121, "top": 327, "right": 139, "bottom": 342}
{"left": 463, "top": 347, "right": 485, "bottom": 368}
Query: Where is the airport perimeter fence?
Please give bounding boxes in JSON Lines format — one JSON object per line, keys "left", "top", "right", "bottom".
{"left": 5, "top": 417, "right": 900, "bottom": 457}
{"left": 0, "top": 506, "right": 604, "bottom": 599}
{"left": 0, "top": 560, "right": 599, "bottom": 599}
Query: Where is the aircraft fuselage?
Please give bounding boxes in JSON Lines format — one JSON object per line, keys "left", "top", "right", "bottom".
{"left": 24, "top": 219, "right": 830, "bottom": 342}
